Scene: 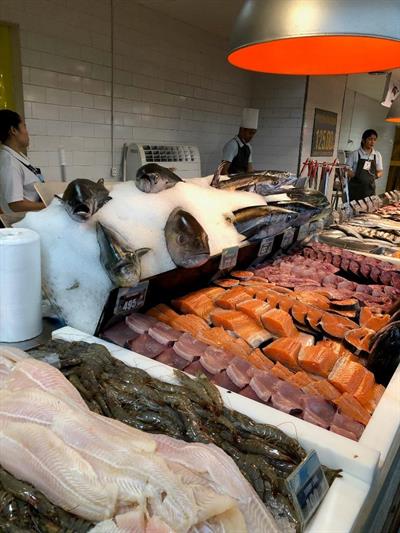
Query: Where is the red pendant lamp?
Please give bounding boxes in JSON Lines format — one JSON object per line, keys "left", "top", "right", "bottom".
{"left": 386, "top": 97, "right": 400, "bottom": 122}
{"left": 228, "top": 0, "right": 400, "bottom": 75}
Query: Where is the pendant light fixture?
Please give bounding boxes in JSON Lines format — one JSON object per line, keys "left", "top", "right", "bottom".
{"left": 386, "top": 98, "right": 400, "bottom": 123}
{"left": 228, "top": 0, "right": 400, "bottom": 75}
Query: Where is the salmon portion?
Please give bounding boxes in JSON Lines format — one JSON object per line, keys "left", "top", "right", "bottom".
{"left": 196, "top": 286, "right": 225, "bottom": 301}
{"left": 328, "top": 357, "right": 369, "bottom": 394}
{"left": 359, "top": 307, "right": 374, "bottom": 327}
{"left": 247, "top": 348, "right": 274, "bottom": 370}
{"left": 288, "top": 371, "right": 314, "bottom": 387}
{"left": 263, "top": 337, "right": 302, "bottom": 369}
{"left": 353, "top": 370, "right": 375, "bottom": 406}
{"left": 214, "top": 278, "right": 240, "bottom": 288}
{"left": 305, "top": 307, "right": 324, "bottom": 331}
{"left": 211, "top": 309, "right": 272, "bottom": 348}
{"left": 320, "top": 312, "right": 358, "bottom": 339}
{"left": 295, "top": 291, "right": 330, "bottom": 310}
{"left": 170, "top": 314, "right": 209, "bottom": 336}
{"left": 261, "top": 290, "right": 283, "bottom": 308}
{"left": 270, "top": 362, "right": 294, "bottom": 380}
{"left": 304, "top": 379, "right": 341, "bottom": 401}
{"left": 278, "top": 296, "right": 296, "bottom": 313}
{"left": 365, "top": 383, "right": 385, "bottom": 414}
{"left": 363, "top": 315, "right": 391, "bottom": 332}
{"left": 215, "top": 286, "right": 252, "bottom": 309}
{"left": 146, "top": 303, "right": 179, "bottom": 325}
{"left": 236, "top": 298, "right": 271, "bottom": 324}
{"left": 298, "top": 345, "right": 339, "bottom": 377}
{"left": 291, "top": 302, "right": 310, "bottom": 325}
{"left": 318, "top": 339, "right": 353, "bottom": 358}
{"left": 344, "top": 327, "right": 375, "bottom": 353}
{"left": 172, "top": 292, "right": 215, "bottom": 321}
{"left": 335, "top": 393, "right": 371, "bottom": 425}
{"left": 261, "top": 308, "right": 299, "bottom": 337}
{"left": 230, "top": 270, "right": 254, "bottom": 280}
{"left": 241, "top": 286, "right": 259, "bottom": 297}
{"left": 197, "top": 326, "right": 232, "bottom": 349}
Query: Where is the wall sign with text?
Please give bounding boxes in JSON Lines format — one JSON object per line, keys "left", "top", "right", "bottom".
{"left": 311, "top": 108, "right": 337, "bottom": 157}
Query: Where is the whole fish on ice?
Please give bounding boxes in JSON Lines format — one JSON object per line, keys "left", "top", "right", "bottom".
{"left": 164, "top": 207, "right": 210, "bottom": 268}
{"left": 210, "top": 163, "right": 295, "bottom": 193}
{"left": 57, "top": 179, "right": 111, "bottom": 222}
{"left": 136, "top": 163, "right": 183, "bottom": 193}
{"left": 96, "top": 223, "right": 150, "bottom": 288}
{"left": 226, "top": 205, "right": 298, "bottom": 241}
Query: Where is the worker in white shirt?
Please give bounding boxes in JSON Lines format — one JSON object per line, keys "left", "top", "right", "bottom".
{"left": 346, "top": 129, "right": 383, "bottom": 201}
{"left": 220, "top": 108, "right": 259, "bottom": 175}
{"left": 0, "top": 109, "right": 45, "bottom": 213}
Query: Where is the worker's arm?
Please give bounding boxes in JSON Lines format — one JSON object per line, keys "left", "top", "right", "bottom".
{"left": 9, "top": 199, "right": 45, "bottom": 212}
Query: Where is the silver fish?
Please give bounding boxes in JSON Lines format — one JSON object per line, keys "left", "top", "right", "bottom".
{"left": 58, "top": 179, "right": 111, "bottom": 222}
{"left": 136, "top": 163, "right": 183, "bottom": 193}
{"left": 210, "top": 163, "right": 294, "bottom": 192}
{"left": 164, "top": 207, "right": 210, "bottom": 268}
{"left": 227, "top": 205, "right": 298, "bottom": 241}
{"left": 96, "top": 223, "right": 150, "bottom": 288}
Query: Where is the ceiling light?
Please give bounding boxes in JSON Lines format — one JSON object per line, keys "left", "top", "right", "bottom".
{"left": 386, "top": 98, "right": 400, "bottom": 123}
{"left": 228, "top": 0, "right": 400, "bottom": 75}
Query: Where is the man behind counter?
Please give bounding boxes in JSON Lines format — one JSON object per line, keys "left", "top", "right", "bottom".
{"left": 0, "top": 109, "right": 44, "bottom": 213}
{"left": 220, "top": 107, "right": 259, "bottom": 175}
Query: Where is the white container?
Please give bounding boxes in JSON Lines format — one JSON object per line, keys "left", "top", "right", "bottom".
{"left": 0, "top": 228, "right": 42, "bottom": 342}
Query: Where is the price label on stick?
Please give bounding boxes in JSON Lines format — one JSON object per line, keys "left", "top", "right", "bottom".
{"left": 297, "top": 223, "right": 310, "bottom": 242}
{"left": 285, "top": 450, "right": 329, "bottom": 527}
{"left": 258, "top": 237, "right": 274, "bottom": 257}
{"left": 114, "top": 281, "right": 149, "bottom": 315}
{"left": 365, "top": 197, "right": 374, "bottom": 212}
{"left": 219, "top": 246, "right": 239, "bottom": 271}
{"left": 281, "top": 227, "right": 295, "bottom": 249}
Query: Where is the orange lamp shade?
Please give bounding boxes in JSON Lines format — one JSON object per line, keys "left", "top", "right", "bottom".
{"left": 229, "top": 0, "right": 400, "bottom": 76}
{"left": 228, "top": 36, "right": 400, "bottom": 76}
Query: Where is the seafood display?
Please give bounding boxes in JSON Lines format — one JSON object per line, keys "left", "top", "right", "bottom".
{"left": 57, "top": 178, "right": 111, "bottom": 222}
{"left": 210, "top": 164, "right": 296, "bottom": 193}
{"left": 136, "top": 163, "right": 183, "bottom": 193}
{"left": 30, "top": 339, "right": 340, "bottom": 532}
{"left": 164, "top": 207, "right": 210, "bottom": 268}
{"left": 227, "top": 205, "right": 299, "bottom": 241}
{"left": 0, "top": 348, "right": 279, "bottom": 532}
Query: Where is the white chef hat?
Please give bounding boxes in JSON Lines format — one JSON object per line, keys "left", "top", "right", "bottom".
{"left": 241, "top": 108, "right": 259, "bottom": 129}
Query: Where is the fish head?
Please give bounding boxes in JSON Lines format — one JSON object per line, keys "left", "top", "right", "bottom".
{"left": 165, "top": 207, "right": 210, "bottom": 268}
{"left": 62, "top": 179, "right": 110, "bottom": 222}
{"left": 113, "top": 260, "right": 141, "bottom": 288}
{"left": 136, "top": 163, "right": 181, "bottom": 193}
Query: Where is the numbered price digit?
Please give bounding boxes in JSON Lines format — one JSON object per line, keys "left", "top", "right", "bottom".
{"left": 114, "top": 281, "right": 149, "bottom": 316}
{"left": 219, "top": 246, "right": 239, "bottom": 271}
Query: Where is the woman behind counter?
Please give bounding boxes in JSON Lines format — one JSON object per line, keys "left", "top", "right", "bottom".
{"left": 0, "top": 109, "right": 44, "bottom": 213}
{"left": 346, "top": 129, "right": 383, "bottom": 202}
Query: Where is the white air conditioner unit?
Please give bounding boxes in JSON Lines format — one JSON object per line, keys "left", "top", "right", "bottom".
{"left": 125, "top": 142, "right": 201, "bottom": 180}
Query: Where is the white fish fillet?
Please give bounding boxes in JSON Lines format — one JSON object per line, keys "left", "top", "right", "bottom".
{"left": 153, "top": 435, "right": 279, "bottom": 533}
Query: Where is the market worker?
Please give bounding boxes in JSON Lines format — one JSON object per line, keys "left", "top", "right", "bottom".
{"left": 220, "top": 107, "right": 259, "bottom": 175}
{"left": 0, "top": 109, "right": 44, "bottom": 213}
{"left": 346, "top": 129, "right": 383, "bottom": 202}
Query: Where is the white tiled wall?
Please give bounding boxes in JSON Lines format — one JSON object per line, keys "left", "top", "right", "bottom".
{"left": 338, "top": 90, "right": 396, "bottom": 194}
{"left": 1, "top": 0, "right": 310, "bottom": 182}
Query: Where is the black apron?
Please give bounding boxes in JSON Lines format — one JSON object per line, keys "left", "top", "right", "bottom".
{"left": 348, "top": 154, "right": 376, "bottom": 202}
{"left": 228, "top": 140, "right": 250, "bottom": 174}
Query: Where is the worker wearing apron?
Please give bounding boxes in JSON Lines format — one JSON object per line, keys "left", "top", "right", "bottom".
{"left": 346, "top": 129, "right": 383, "bottom": 202}
{"left": 221, "top": 108, "right": 259, "bottom": 175}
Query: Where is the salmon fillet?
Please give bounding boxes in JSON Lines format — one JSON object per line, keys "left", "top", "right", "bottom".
{"left": 211, "top": 309, "right": 272, "bottom": 348}
{"left": 215, "top": 287, "right": 251, "bottom": 309}
{"left": 363, "top": 315, "right": 391, "bottom": 332}
{"left": 328, "top": 357, "right": 369, "bottom": 394}
{"left": 278, "top": 296, "right": 296, "bottom": 314}
{"left": 170, "top": 314, "right": 209, "bottom": 336}
{"left": 365, "top": 383, "right": 385, "bottom": 414}
{"left": 305, "top": 307, "right": 324, "bottom": 331}
{"left": 335, "top": 393, "right": 371, "bottom": 425}
{"left": 172, "top": 292, "right": 215, "bottom": 321}
{"left": 197, "top": 326, "right": 233, "bottom": 349}
{"left": 247, "top": 349, "right": 274, "bottom": 370}
{"left": 236, "top": 299, "right": 271, "bottom": 325}
{"left": 261, "top": 308, "right": 299, "bottom": 337}
{"left": 270, "top": 362, "right": 294, "bottom": 380}
{"left": 291, "top": 302, "right": 310, "bottom": 325}
{"left": 320, "top": 313, "right": 358, "bottom": 339}
{"left": 303, "top": 379, "right": 341, "bottom": 401}
{"left": 295, "top": 291, "right": 331, "bottom": 310}
{"left": 146, "top": 304, "right": 179, "bottom": 325}
{"left": 263, "top": 337, "right": 302, "bottom": 369}
{"left": 288, "top": 371, "right": 314, "bottom": 387}
{"left": 195, "top": 287, "right": 226, "bottom": 301}
{"left": 344, "top": 327, "right": 375, "bottom": 353}
{"left": 298, "top": 345, "right": 339, "bottom": 377}
{"left": 353, "top": 370, "right": 376, "bottom": 406}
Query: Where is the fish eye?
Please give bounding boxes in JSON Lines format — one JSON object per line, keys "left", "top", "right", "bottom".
{"left": 177, "top": 234, "right": 186, "bottom": 245}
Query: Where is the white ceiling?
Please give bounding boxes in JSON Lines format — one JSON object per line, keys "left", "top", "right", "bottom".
{"left": 136, "top": 0, "right": 245, "bottom": 39}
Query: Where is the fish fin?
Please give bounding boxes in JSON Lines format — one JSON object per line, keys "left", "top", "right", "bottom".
{"left": 97, "top": 178, "right": 105, "bottom": 185}
{"left": 210, "top": 161, "right": 225, "bottom": 187}
{"left": 55, "top": 194, "right": 64, "bottom": 203}
{"left": 136, "top": 247, "right": 151, "bottom": 257}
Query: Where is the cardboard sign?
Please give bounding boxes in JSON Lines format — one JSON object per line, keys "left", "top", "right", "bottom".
{"left": 258, "top": 237, "right": 274, "bottom": 257}
{"left": 219, "top": 246, "right": 239, "bottom": 271}
{"left": 281, "top": 227, "right": 295, "bottom": 249}
{"left": 113, "top": 281, "right": 149, "bottom": 315}
{"left": 297, "top": 223, "right": 310, "bottom": 242}
{"left": 285, "top": 450, "right": 329, "bottom": 527}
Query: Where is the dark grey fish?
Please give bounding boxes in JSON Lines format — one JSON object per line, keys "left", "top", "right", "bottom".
{"left": 270, "top": 200, "right": 321, "bottom": 226}
{"left": 96, "top": 223, "right": 150, "bottom": 288}
{"left": 284, "top": 188, "right": 329, "bottom": 208}
{"left": 57, "top": 178, "right": 111, "bottom": 222}
{"left": 136, "top": 163, "right": 183, "bottom": 193}
{"left": 210, "top": 163, "right": 294, "bottom": 192}
{"left": 164, "top": 207, "right": 210, "bottom": 268}
{"left": 227, "top": 205, "right": 298, "bottom": 240}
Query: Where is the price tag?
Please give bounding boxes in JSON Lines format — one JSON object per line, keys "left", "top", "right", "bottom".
{"left": 285, "top": 450, "right": 329, "bottom": 527}
{"left": 114, "top": 281, "right": 149, "bottom": 315}
{"left": 358, "top": 199, "right": 368, "bottom": 212}
{"left": 258, "top": 237, "right": 274, "bottom": 257}
{"left": 219, "top": 246, "right": 239, "bottom": 271}
{"left": 365, "top": 197, "right": 374, "bottom": 212}
{"left": 281, "top": 227, "right": 295, "bottom": 249}
{"left": 297, "top": 222, "right": 310, "bottom": 242}
{"left": 350, "top": 200, "right": 360, "bottom": 215}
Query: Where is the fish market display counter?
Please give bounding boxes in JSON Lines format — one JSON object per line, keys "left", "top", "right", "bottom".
{"left": 52, "top": 326, "right": 400, "bottom": 533}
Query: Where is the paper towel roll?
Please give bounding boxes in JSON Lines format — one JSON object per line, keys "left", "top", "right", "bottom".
{"left": 0, "top": 228, "right": 42, "bottom": 342}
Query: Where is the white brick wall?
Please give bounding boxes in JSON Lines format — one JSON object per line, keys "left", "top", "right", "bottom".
{"left": 1, "top": 0, "right": 310, "bottom": 181}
